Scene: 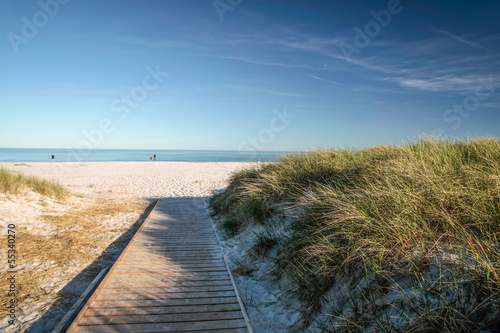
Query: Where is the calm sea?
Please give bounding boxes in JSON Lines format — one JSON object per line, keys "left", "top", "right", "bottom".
{"left": 0, "top": 148, "right": 285, "bottom": 163}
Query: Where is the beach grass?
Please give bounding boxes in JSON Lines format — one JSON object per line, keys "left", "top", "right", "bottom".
{"left": 209, "top": 137, "right": 500, "bottom": 331}
{"left": 0, "top": 168, "right": 69, "bottom": 198}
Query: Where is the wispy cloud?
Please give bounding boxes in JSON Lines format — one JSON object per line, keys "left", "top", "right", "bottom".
{"left": 432, "top": 28, "right": 488, "bottom": 50}
{"left": 204, "top": 54, "right": 322, "bottom": 70}
{"left": 223, "top": 85, "right": 315, "bottom": 98}
{"left": 384, "top": 74, "right": 481, "bottom": 93}
{"left": 115, "top": 36, "right": 196, "bottom": 49}
{"left": 208, "top": 28, "right": 500, "bottom": 94}
{"left": 306, "top": 74, "right": 344, "bottom": 86}
{"left": 481, "top": 102, "right": 500, "bottom": 108}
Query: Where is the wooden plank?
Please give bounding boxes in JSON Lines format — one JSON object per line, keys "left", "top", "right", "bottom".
{"left": 100, "top": 281, "right": 234, "bottom": 288}
{"left": 127, "top": 244, "right": 219, "bottom": 248}
{"left": 107, "top": 271, "right": 229, "bottom": 278}
{"left": 114, "top": 267, "right": 228, "bottom": 272}
{"left": 90, "top": 297, "right": 240, "bottom": 308}
{"left": 116, "top": 265, "right": 227, "bottom": 270}
{"left": 135, "top": 235, "right": 214, "bottom": 238}
{"left": 79, "top": 311, "right": 243, "bottom": 325}
{"left": 73, "top": 319, "right": 248, "bottom": 332}
{"left": 99, "top": 286, "right": 236, "bottom": 294}
{"left": 95, "top": 291, "right": 236, "bottom": 300}
{"left": 133, "top": 241, "right": 217, "bottom": 244}
{"left": 118, "top": 261, "right": 225, "bottom": 267}
{"left": 119, "top": 259, "right": 225, "bottom": 264}
{"left": 105, "top": 275, "right": 231, "bottom": 283}
{"left": 126, "top": 248, "right": 221, "bottom": 252}
{"left": 123, "top": 252, "right": 222, "bottom": 257}
{"left": 123, "top": 251, "right": 222, "bottom": 256}
{"left": 133, "top": 239, "right": 217, "bottom": 243}
{"left": 84, "top": 303, "right": 242, "bottom": 316}
{"left": 114, "top": 263, "right": 226, "bottom": 267}
{"left": 121, "top": 256, "right": 223, "bottom": 261}
{"left": 129, "top": 243, "right": 219, "bottom": 247}
{"left": 112, "top": 267, "right": 228, "bottom": 273}
{"left": 107, "top": 274, "right": 231, "bottom": 285}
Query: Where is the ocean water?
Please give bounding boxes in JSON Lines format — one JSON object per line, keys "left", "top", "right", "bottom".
{"left": 0, "top": 148, "right": 285, "bottom": 163}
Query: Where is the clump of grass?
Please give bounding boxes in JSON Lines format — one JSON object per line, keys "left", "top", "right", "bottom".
{"left": 210, "top": 137, "right": 500, "bottom": 331}
{"left": 251, "top": 231, "right": 279, "bottom": 259}
{"left": 0, "top": 168, "right": 69, "bottom": 198}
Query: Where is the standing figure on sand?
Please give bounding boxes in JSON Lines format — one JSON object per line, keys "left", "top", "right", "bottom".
{"left": 51, "top": 154, "right": 55, "bottom": 162}
{"left": 154, "top": 154, "right": 156, "bottom": 161}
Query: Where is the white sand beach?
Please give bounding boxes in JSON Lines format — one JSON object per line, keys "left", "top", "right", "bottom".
{"left": 0, "top": 161, "right": 253, "bottom": 199}
{"left": 0, "top": 162, "right": 254, "bottom": 332}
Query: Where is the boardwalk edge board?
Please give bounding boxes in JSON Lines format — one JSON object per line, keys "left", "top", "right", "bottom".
{"left": 65, "top": 200, "right": 160, "bottom": 333}
{"left": 51, "top": 268, "right": 108, "bottom": 333}
{"left": 205, "top": 200, "right": 255, "bottom": 333}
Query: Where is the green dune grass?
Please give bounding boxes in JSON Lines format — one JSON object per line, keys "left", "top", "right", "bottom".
{"left": 210, "top": 137, "right": 500, "bottom": 332}
{"left": 0, "top": 168, "right": 69, "bottom": 198}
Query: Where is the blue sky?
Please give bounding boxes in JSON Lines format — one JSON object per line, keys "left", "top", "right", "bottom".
{"left": 1, "top": 0, "right": 499, "bottom": 151}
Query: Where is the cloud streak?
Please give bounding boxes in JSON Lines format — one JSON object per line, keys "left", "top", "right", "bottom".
{"left": 432, "top": 28, "right": 488, "bottom": 50}
{"left": 306, "top": 74, "right": 344, "bottom": 86}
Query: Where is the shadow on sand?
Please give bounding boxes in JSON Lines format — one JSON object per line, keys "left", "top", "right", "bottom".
{"left": 26, "top": 199, "right": 159, "bottom": 333}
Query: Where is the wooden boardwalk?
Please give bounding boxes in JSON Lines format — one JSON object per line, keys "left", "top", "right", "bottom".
{"left": 67, "top": 198, "right": 252, "bottom": 333}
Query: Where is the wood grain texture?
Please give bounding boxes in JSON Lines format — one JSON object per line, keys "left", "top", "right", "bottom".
{"left": 67, "top": 198, "right": 251, "bottom": 333}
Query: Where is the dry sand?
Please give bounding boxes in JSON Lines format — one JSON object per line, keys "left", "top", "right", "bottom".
{"left": 0, "top": 161, "right": 252, "bottom": 332}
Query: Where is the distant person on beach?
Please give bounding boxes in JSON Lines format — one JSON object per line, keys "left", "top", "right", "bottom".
{"left": 150, "top": 156, "right": 152, "bottom": 161}
{"left": 154, "top": 154, "right": 156, "bottom": 161}
{"left": 51, "top": 154, "right": 55, "bottom": 162}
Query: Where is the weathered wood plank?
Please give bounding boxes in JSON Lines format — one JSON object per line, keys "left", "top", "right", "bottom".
{"left": 73, "top": 319, "right": 249, "bottom": 332}
{"left": 90, "top": 296, "right": 240, "bottom": 308}
{"left": 101, "top": 281, "right": 234, "bottom": 288}
{"left": 99, "top": 286, "right": 235, "bottom": 294}
{"left": 126, "top": 248, "right": 221, "bottom": 253}
{"left": 84, "top": 303, "right": 242, "bottom": 316}
{"left": 106, "top": 275, "right": 232, "bottom": 284}
{"left": 113, "top": 267, "right": 227, "bottom": 273}
{"left": 123, "top": 252, "right": 222, "bottom": 257}
{"left": 113, "top": 266, "right": 227, "bottom": 272}
{"left": 79, "top": 310, "right": 243, "bottom": 325}
{"left": 118, "top": 260, "right": 226, "bottom": 266}
{"left": 107, "top": 271, "right": 229, "bottom": 278}
{"left": 95, "top": 290, "right": 236, "bottom": 300}
{"left": 133, "top": 240, "right": 218, "bottom": 244}
{"left": 116, "top": 265, "right": 227, "bottom": 271}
